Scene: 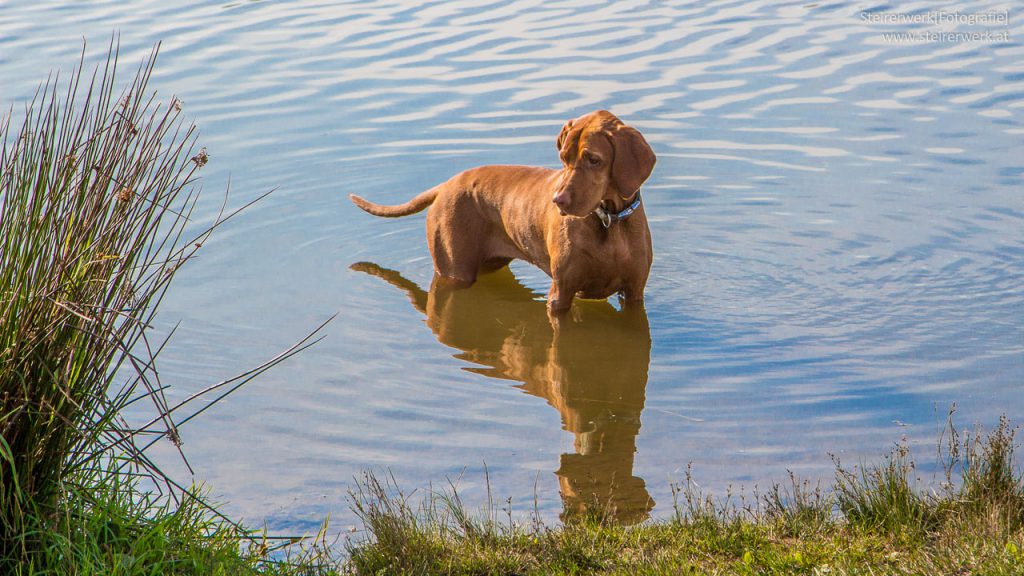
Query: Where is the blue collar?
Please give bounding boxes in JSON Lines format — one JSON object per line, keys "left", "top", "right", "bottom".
{"left": 593, "top": 192, "right": 642, "bottom": 228}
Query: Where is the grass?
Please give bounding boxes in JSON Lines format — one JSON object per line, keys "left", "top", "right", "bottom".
{"left": 346, "top": 411, "right": 1024, "bottom": 575}
{"left": 0, "top": 42, "right": 335, "bottom": 574}
{"left": 16, "top": 461, "right": 340, "bottom": 576}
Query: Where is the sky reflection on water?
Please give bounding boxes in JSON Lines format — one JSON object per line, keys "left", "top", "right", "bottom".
{"left": 1, "top": 0, "right": 1021, "bottom": 534}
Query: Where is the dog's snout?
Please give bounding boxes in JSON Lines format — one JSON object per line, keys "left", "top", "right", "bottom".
{"left": 552, "top": 190, "right": 570, "bottom": 211}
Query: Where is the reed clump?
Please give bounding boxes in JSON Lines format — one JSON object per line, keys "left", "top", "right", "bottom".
{"left": 0, "top": 44, "right": 336, "bottom": 574}
{"left": 0, "top": 42, "right": 208, "bottom": 564}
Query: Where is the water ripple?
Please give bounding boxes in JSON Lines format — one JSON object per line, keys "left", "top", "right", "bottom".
{"left": 2, "top": 0, "right": 1021, "bottom": 536}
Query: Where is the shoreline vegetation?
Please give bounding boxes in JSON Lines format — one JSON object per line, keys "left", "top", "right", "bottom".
{"left": 346, "top": 413, "right": 1024, "bottom": 575}
{"left": 3, "top": 47, "right": 1022, "bottom": 575}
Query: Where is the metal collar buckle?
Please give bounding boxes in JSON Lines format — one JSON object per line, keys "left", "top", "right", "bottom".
{"left": 594, "top": 192, "right": 642, "bottom": 228}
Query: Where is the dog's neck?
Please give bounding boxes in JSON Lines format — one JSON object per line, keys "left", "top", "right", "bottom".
{"left": 601, "top": 188, "right": 641, "bottom": 213}
{"left": 594, "top": 190, "right": 642, "bottom": 228}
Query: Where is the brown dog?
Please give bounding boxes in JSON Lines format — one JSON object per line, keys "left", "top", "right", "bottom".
{"left": 349, "top": 110, "right": 656, "bottom": 311}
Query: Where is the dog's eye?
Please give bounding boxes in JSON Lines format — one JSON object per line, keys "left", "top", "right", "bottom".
{"left": 586, "top": 154, "right": 601, "bottom": 166}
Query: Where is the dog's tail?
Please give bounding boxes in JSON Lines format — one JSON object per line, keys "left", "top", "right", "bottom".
{"left": 349, "top": 187, "right": 439, "bottom": 218}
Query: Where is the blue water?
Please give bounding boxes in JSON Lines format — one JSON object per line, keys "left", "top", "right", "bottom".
{"left": 2, "top": 0, "right": 1021, "bottom": 534}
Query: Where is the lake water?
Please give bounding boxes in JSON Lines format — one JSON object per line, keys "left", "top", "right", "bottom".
{"left": 2, "top": 0, "right": 1021, "bottom": 535}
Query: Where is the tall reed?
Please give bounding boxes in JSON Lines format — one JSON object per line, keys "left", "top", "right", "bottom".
{"left": 0, "top": 42, "right": 214, "bottom": 560}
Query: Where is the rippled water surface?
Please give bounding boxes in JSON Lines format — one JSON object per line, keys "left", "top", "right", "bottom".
{"left": 3, "top": 1, "right": 1021, "bottom": 532}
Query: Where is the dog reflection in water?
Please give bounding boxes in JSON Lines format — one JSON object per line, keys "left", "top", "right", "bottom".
{"left": 352, "top": 262, "right": 654, "bottom": 525}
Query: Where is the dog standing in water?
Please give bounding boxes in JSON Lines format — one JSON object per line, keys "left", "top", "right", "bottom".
{"left": 350, "top": 110, "right": 656, "bottom": 311}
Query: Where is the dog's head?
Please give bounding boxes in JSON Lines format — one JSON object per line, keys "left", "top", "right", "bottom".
{"left": 552, "top": 110, "right": 656, "bottom": 217}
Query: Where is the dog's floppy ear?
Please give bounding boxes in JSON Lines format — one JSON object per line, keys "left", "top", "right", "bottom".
{"left": 611, "top": 124, "right": 656, "bottom": 196}
{"left": 556, "top": 119, "right": 574, "bottom": 152}
{"left": 556, "top": 119, "right": 583, "bottom": 164}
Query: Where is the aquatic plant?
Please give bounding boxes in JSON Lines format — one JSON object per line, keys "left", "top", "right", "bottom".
{"left": 0, "top": 42, "right": 329, "bottom": 570}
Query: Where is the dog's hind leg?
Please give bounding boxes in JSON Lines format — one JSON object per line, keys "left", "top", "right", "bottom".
{"left": 426, "top": 210, "right": 486, "bottom": 285}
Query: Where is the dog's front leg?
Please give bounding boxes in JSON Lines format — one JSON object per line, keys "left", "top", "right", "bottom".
{"left": 546, "top": 283, "right": 572, "bottom": 330}
{"left": 620, "top": 271, "right": 648, "bottom": 305}
{"left": 547, "top": 280, "right": 574, "bottom": 313}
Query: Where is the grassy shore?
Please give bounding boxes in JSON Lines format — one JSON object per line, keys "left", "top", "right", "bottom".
{"left": 13, "top": 464, "right": 341, "bottom": 575}
{"left": 347, "top": 416, "right": 1024, "bottom": 575}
